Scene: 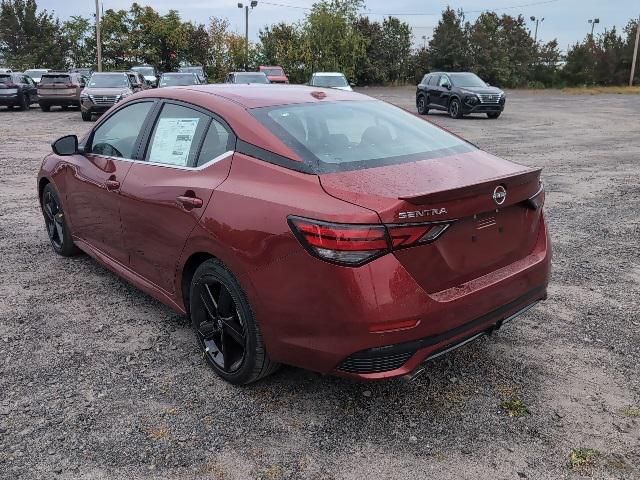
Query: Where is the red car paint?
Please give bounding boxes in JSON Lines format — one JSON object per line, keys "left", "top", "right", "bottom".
{"left": 258, "top": 65, "right": 289, "bottom": 84}
{"left": 38, "top": 84, "right": 551, "bottom": 380}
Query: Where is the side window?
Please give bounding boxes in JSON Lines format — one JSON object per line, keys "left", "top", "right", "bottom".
{"left": 197, "top": 119, "right": 231, "bottom": 167}
{"left": 91, "top": 102, "right": 153, "bottom": 158}
{"left": 421, "top": 75, "right": 429, "bottom": 85}
{"left": 429, "top": 75, "right": 439, "bottom": 86}
{"left": 146, "top": 103, "right": 209, "bottom": 167}
{"left": 438, "top": 75, "right": 450, "bottom": 87}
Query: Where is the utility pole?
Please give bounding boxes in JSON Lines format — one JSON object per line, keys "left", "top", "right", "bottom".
{"left": 630, "top": 15, "right": 640, "bottom": 86}
{"left": 95, "top": 0, "right": 102, "bottom": 72}
{"left": 238, "top": 1, "right": 257, "bottom": 71}
{"left": 588, "top": 18, "right": 600, "bottom": 38}
{"left": 530, "top": 16, "right": 544, "bottom": 43}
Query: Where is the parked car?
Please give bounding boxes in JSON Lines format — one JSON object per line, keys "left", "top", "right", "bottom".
{"left": 38, "top": 84, "right": 550, "bottom": 385}
{"left": 127, "top": 71, "right": 149, "bottom": 91}
{"left": 70, "top": 67, "right": 94, "bottom": 78}
{"left": 38, "top": 72, "right": 86, "bottom": 111}
{"left": 0, "top": 72, "right": 38, "bottom": 110}
{"left": 416, "top": 71, "right": 505, "bottom": 119}
{"left": 258, "top": 65, "right": 288, "bottom": 84}
{"left": 80, "top": 72, "right": 136, "bottom": 121}
{"left": 178, "top": 65, "right": 207, "bottom": 83}
{"left": 0, "top": 68, "right": 12, "bottom": 73}
{"left": 158, "top": 72, "right": 201, "bottom": 87}
{"left": 130, "top": 65, "right": 159, "bottom": 87}
{"left": 224, "top": 72, "right": 270, "bottom": 84}
{"left": 308, "top": 72, "right": 352, "bottom": 91}
{"left": 24, "top": 68, "right": 51, "bottom": 85}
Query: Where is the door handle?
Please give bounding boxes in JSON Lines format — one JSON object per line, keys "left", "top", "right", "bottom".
{"left": 176, "top": 195, "right": 203, "bottom": 209}
{"left": 105, "top": 179, "right": 120, "bottom": 191}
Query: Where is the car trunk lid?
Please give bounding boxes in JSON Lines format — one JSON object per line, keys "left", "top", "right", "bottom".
{"left": 319, "top": 149, "right": 543, "bottom": 293}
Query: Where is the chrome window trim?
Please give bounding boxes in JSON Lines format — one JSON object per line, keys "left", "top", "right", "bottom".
{"left": 86, "top": 150, "right": 234, "bottom": 171}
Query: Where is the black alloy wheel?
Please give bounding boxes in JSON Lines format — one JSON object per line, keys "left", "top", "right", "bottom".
{"left": 190, "top": 259, "right": 279, "bottom": 384}
{"left": 41, "top": 183, "right": 79, "bottom": 257}
{"left": 449, "top": 98, "right": 463, "bottom": 119}
{"left": 417, "top": 95, "right": 429, "bottom": 115}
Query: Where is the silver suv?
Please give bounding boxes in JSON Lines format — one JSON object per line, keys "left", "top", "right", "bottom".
{"left": 80, "top": 72, "right": 140, "bottom": 121}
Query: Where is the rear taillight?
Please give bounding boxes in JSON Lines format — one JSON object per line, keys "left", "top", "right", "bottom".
{"left": 66, "top": 83, "right": 79, "bottom": 88}
{"left": 524, "top": 184, "right": 545, "bottom": 210}
{"left": 288, "top": 216, "right": 451, "bottom": 266}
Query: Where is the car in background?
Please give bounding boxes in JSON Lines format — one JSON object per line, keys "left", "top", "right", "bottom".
{"left": 224, "top": 72, "right": 270, "bottom": 84}
{"left": 308, "top": 72, "right": 352, "bottom": 91}
{"left": 258, "top": 66, "right": 288, "bottom": 84}
{"left": 38, "top": 72, "right": 87, "bottom": 111}
{"left": 416, "top": 72, "right": 505, "bottom": 119}
{"left": 178, "top": 65, "right": 207, "bottom": 83}
{"left": 0, "top": 68, "right": 12, "bottom": 73}
{"left": 39, "top": 84, "right": 550, "bottom": 385}
{"left": 131, "top": 65, "right": 159, "bottom": 87}
{"left": 0, "top": 72, "right": 38, "bottom": 110}
{"left": 80, "top": 72, "right": 136, "bottom": 121}
{"left": 70, "top": 67, "right": 94, "bottom": 78}
{"left": 24, "top": 68, "right": 51, "bottom": 85}
{"left": 127, "top": 71, "right": 149, "bottom": 91}
{"left": 158, "top": 72, "right": 201, "bottom": 87}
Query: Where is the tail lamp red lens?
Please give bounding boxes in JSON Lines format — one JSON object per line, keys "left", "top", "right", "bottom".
{"left": 524, "top": 184, "right": 545, "bottom": 210}
{"left": 288, "top": 216, "right": 451, "bottom": 266}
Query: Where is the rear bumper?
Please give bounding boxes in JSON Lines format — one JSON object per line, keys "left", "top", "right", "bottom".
{"left": 249, "top": 213, "right": 552, "bottom": 380}
{"left": 39, "top": 96, "right": 79, "bottom": 106}
{"left": 0, "top": 94, "right": 19, "bottom": 105}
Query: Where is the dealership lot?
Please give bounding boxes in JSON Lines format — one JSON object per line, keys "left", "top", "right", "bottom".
{"left": 0, "top": 88, "right": 638, "bottom": 479}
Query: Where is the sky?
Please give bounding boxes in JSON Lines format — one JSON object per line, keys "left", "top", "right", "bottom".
{"left": 39, "top": 0, "right": 639, "bottom": 53}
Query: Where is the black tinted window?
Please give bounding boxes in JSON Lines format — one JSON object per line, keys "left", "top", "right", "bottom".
{"left": 428, "top": 75, "right": 439, "bottom": 86}
{"left": 40, "top": 75, "right": 71, "bottom": 85}
{"left": 197, "top": 120, "right": 231, "bottom": 167}
{"left": 91, "top": 102, "right": 153, "bottom": 158}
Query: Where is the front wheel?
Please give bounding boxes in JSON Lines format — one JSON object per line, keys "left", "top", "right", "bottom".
{"left": 487, "top": 112, "right": 501, "bottom": 119}
{"left": 41, "top": 183, "right": 80, "bottom": 257}
{"left": 448, "top": 98, "right": 463, "bottom": 119}
{"left": 190, "top": 259, "right": 279, "bottom": 385}
{"left": 81, "top": 110, "right": 92, "bottom": 121}
{"left": 416, "top": 95, "right": 429, "bottom": 115}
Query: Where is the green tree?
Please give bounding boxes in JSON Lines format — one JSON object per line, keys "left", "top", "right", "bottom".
{"left": 258, "top": 22, "right": 304, "bottom": 82}
{"left": 427, "top": 7, "right": 470, "bottom": 71}
{"left": 61, "top": 15, "right": 94, "bottom": 68}
{"left": 380, "top": 16, "right": 412, "bottom": 83}
{"left": 352, "top": 16, "right": 384, "bottom": 84}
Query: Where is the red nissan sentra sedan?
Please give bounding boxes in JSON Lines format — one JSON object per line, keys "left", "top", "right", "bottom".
{"left": 38, "top": 85, "right": 551, "bottom": 384}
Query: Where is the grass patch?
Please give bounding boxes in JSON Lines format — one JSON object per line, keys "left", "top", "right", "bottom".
{"left": 500, "top": 398, "right": 530, "bottom": 417}
{"left": 569, "top": 448, "right": 600, "bottom": 472}
{"left": 562, "top": 86, "right": 640, "bottom": 95}
{"left": 620, "top": 406, "right": 640, "bottom": 417}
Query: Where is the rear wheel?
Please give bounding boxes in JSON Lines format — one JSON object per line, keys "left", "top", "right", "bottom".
{"left": 190, "top": 259, "right": 279, "bottom": 385}
{"left": 487, "top": 112, "right": 501, "bottom": 119}
{"left": 41, "top": 183, "right": 80, "bottom": 257}
{"left": 449, "top": 98, "right": 463, "bottom": 119}
{"left": 18, "top": 93, "right": 29, "bottom": 111}
{"left": 416, "top": 94, "right": 429, "bottom": 115}
{"left": 81, "top": 110, "right": 92, "bottom": 121}
{"left": 61, "top": 105, "right": 68, "bottom": 111}
{"left": 40, "top": 104, "right": 50, "bottom": 112}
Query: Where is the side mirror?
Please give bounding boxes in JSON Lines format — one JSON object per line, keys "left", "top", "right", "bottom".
{"left": 446, "top": 83, "right": 452, "bottom": 90}
{"left": 52, "top": 135, "right": 78, "bottom": 156}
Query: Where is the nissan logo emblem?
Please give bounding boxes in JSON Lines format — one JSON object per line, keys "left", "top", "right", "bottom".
{"left": 492, "top": 185, "right": 507, "bottom": 205}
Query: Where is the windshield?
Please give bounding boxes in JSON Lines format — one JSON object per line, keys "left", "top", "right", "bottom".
{"left": 88, "top": 74, "right": 128, "bottom": 88}
{"left": 25, "top": 69, "right": 48, "bottom": 77}
{"left": 251, "top": 100, "right": 474, "bottom": 173}
{"left": 262, "top": 68, "right": 283, "bottom": 76}
{"left": 40, "top": 74, "right": 71, "bottom": 85}
{"left": 312, "top": 75, "right": 348, "bottom": 88}
{"left": 449, "top": 73, "right": 487, "bottom": 88}
{"left": 131, "top": 67, "right": 155, "bottom": 76}
{"left": 160, "top": 74, "right": 198, "bottom": 86}
{"left": 179, "top": 67, "right": 203, "bottom": 75}
{"left": 235, "top": 74, "right": 270, "bottom": 84}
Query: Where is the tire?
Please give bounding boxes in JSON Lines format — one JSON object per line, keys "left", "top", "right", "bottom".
{"left": 41, "top": 183, "right": 80, "bottom": 257}
{"left": 448, "top": 98, "right": 463, "bottom": 119}
{"left": 81, "top": 110, "right": 92, "bottom": 121}
{"left": 487, "top": 112, "right": 501, "bottom": 119}
{"left": 40, "top": 104, "right": 50, "bottom": 112}
{"left": 416, "top": 94, "right": 429, "bottom": 115}
{"left": 61, "top": 105, "right": 68, "bottom": 111}
{"left": 18, "top": 93, "right": 28, "bottom": 111}
{"left": 190, "top": 259, "right": 279, "bottom": 385}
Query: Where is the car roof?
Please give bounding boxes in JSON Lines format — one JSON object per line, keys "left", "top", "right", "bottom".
{"left": 162, "top": 72, "right": 195, "bottom": 75}
{"left": 233, "top": 71, "right": 266, "bottom": 75}
{"left": 313, "top": 72, "right": 346, "bottom": 76}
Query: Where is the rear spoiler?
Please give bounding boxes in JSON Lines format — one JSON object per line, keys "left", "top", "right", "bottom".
{"left": 399, "top": 168, "right": 541, "bottom": 205}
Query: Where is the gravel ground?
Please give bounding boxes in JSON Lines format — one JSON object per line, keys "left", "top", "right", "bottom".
{"left": 1, "top": 88, "right": 639, "bottom": 480}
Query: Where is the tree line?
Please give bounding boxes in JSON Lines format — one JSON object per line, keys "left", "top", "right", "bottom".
{"left": 0, "top": 0, "right": 638, "bottom": 87}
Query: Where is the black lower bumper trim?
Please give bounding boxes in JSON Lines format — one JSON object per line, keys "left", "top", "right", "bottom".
{"left": 336, "top": 285, "right": 546, "bottom": 374}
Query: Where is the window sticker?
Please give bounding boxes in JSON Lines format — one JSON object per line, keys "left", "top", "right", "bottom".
{"left": 149, "top": 117, "right": 200, "bottom": 166}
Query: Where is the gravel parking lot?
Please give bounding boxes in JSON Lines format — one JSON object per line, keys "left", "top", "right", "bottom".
{"left": 1, "top": 87, "right": 639, "bottom": 479}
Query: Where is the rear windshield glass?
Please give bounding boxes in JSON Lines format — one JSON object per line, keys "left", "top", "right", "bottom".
{"left": 25, "top": 69, "right": 48, "bottom": 77}
{"left": 235, "top": 74, "right": 269, "bottom": 84}
{"left": 313, "top": 75, "right": 348, "bottom": 88}
{"left": 88, "top": 74, "right": 128, "bottom": 88}
{"left": 0, "top": 75, "right": 12, "bottom": 83}
{"left": 131, "top": 67, "right": 155, "bottom": 76}
{"left": 40, "top": 75, "right": 71, "bottom": 84}
{"left": 159, "top": 74, "right": 198, "bottom": 86}
{"left": 251, "top": 100, "right": 475, "bottom": 173}
{"left": 179, "top": 67, "right": 203, "bottom": 75}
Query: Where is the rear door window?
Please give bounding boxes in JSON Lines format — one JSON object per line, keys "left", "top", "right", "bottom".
{"left": 90, "top": 102, "right": 154, "bottom": 158}
{"left": 196, "top": 120, "right": 232, "bottom": 167}
{"left": 428, "top": 75, "right": 439, "bottom": 86}
{"left": 145, "top": 103, "right": 209, "bottom": 167}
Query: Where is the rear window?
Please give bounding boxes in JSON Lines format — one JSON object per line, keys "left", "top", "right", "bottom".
{"left": 0, "top": 75, "right": 12, "bottom": 83}
{"left": 312, "top": 75, "right": 348, "bottom": 88}
{"left": 40, "top": 74, "right": 71, "bottom": 84}
{"left": 251, "top": 100, "right": 475, "bottom": 173}
{"left": 159, "top": 74, "right": 198, "bottom": 86}
{"left": 234, "top": 74, "right": 269, "bottom": 84}
{"left": 262, "top": 68, "right": 283, "bottom": 76}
